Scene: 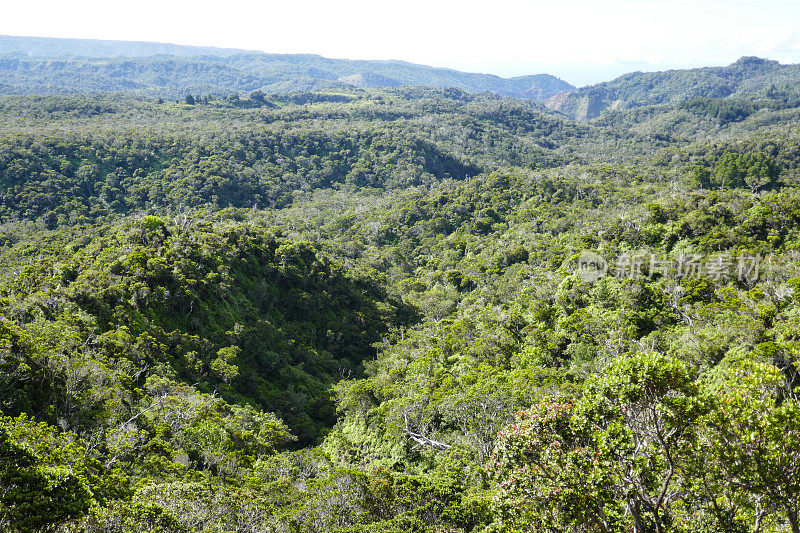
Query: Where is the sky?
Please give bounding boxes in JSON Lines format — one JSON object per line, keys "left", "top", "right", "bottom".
{"left": 3, "top": 0, "right": 800, "bottom": 86}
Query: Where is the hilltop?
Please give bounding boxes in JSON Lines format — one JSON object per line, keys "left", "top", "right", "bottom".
{"left": 545, "top": 56, "right": 800, "bottom": 120}
{"left": 0, "top": 35, "right": 575, "bottom": 99}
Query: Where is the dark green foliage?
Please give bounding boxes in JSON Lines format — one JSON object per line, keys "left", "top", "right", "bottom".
{"left": 711, "top": 151, "right": 779, "bottom": 191}
{"left": 0, "top": 125, "right": 480, "bottom": 222}
{"left": 0, "top": 218, "right": 406, "bottom": 443}
{"left": 0, "top": 417, "right": 104, "bottom": 532}
{"left": 679, "top": 96, "right": 756, "bottom": 124}
{"left": 1, "top": 72, "right": 800, "bottom": 532}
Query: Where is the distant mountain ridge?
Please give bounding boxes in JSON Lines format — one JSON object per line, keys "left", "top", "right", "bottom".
{"left": 0, "top": 34, "right": 254, "bottom": 58}
{"left": 0, "top": 35, "right": 576, "bottom": 100}
{"left": 545, "top": 56, "right": 800, "bottom": 120}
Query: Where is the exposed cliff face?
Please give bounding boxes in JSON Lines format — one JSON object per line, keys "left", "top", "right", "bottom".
{"left": 544, "top": 57, "right": 796, "bottom": 121}
{"left": 544, "top": 89, "right": 609, "bottom": 122}
{"left": 337, "top": 73, "right": 402, "bottom": 88}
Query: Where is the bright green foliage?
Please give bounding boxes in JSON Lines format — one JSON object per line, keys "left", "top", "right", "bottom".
{"left": 0, "top": 420, "right": 94, "bottom": 532}
{"left": 84, "top": 501, "right": 186, "bottom": 533}
{"left": 488, "top": 399, "right": 616, "bottom": 531}
{"left": 0, "top": 83, "right": 800, "bottom": 532}
{"left": 699, "top": 360, "right": 800, "bottom": 532}
{"left": 489, "top": 354, "right": 706, "bottom": 532}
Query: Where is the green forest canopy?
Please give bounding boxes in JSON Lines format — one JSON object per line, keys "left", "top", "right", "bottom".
{"left": 1, "top": 72, "right": 800, "bottom": 532}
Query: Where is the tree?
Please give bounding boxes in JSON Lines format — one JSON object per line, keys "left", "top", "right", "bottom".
{"left": 488, "top": 397, "right": 619, "bottom": 532}
{"left": 701, "top": 359, "right": 800, "bottom": 533}
{"left": 691, "top": 165, "right": 712, "bottom": 189}
{"left": 489, "top": 353, "right": 707, "bottom": 533}
{"left": 249, "top": 90, "right": 267, "bottom": 107}
{"left": 0, "top": 424, "right": 94, "bottom": 532}
{"left": 712, "top": 152, "right": 778, "bottom": 192}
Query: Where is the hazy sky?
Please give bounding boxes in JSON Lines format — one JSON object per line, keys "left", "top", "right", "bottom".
{"left": 4, "top": 0, "right": 800, "bottom": 86}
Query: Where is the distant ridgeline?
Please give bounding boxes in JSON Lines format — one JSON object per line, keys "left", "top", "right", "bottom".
{"left": 545, "top": 56, "right": 800, "bottom": 120}
{"left": 0, "top": 35, "right": 575, "bottom": 100}
{"left": 5, "top": 42, "right": 800, "bottom": 532}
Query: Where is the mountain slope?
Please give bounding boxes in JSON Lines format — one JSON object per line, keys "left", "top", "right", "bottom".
{"left": 545, "top": 56, "right": 800, "bottom": 120}
{"left": 0, "top": 35, "right": 575, "bottom": 100}
{"left": 0, "top": 34, "right": 253, "bottom": 58}
{"left": 3, "top": 75, "right": 800, "bottom": 532}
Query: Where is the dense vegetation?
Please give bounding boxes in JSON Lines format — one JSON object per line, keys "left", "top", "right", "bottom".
{"left": 546, "top": 56, "right": 800, "bottom": 120}
{"left": 2, "top": 55, "right": 800, "bottom": 532}
{"left": 0, "top": 36, "right": 574, "bottom": 100}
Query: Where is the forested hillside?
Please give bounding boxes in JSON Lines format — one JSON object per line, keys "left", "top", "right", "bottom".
{"left": 546, "top": 56, "right": 800, "bottom": 120}
{"left": 0, "top": 36, "right": 574, "bottom": 100}
{"left": 2, "top": 59, "right": 800, "bottom": 532}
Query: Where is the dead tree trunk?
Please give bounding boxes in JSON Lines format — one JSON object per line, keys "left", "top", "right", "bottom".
{"left": 402, "top": 413, "right": 451, "bottom": 450}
